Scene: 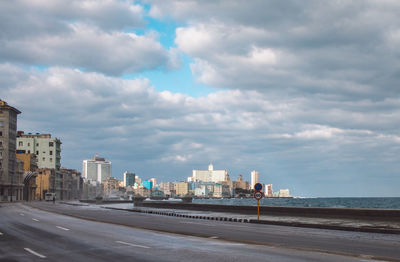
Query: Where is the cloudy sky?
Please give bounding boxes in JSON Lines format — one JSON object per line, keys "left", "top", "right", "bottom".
{"left": 1, "top": 0, "right": 399, "bottom": 197}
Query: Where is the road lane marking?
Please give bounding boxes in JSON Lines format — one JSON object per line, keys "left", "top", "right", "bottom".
{"left": 179, "top": 221, "right": 216, "bottom": 226}
{"left": 209, "top": 236, "right": 219, "bottom": 239}
{"left": 56, "top": 226, "right": 70, "bottom": 231}
{"left": 20, "top": 213, "right": 25, "bottom": 216}
{"left": 115, "top": 241, "right": 150, "bottom": 249}
{"left": 24, "top": 248, "right": 46, "bottom": 258}
{"left": 32, "top": 218, "right": 39, "bottom": 222}
{"left": 0, "top": 232, "right": 3, "bottom": 235}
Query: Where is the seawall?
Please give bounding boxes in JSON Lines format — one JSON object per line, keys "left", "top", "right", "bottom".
{"left": 138, "top": 202, "right": 400, "bottom": 221}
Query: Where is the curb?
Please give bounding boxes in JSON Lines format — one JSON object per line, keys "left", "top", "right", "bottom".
{"left": 102, "top": 207, "right": 251, "bottom": 223}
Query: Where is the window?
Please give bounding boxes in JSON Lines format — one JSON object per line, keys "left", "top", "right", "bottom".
{"left": 36, "top": 143, "right": 39, "bottom": 146}
{"left": 0, "top": 121, "right": 3, "bottom": 127}
{"left": 49, "top": 142, "right": 54, "bottom": 147}
{"left": 0, "top": 141, "right": 2, "bottom": 147}
{"left": 49, "top": 151, "right": 53, "bottom": 155}
{"left": 27, "top": 150, "right": 30, "bottom": 154}
{"left": 0, "top": 131, "right": 2, "bottom": 136}
{"left": 28, "top": 142, "right": 30, "bottom": 146}
{"left": 42, "top": 151, "right": 45, "bottom": 154}
{"left": 42, "top": 157, "right": 45, "bottom": 161}
{"left": 50, "top": 158, "right": 53, "bottom": 162}
{"left": 18, "top": 141, "right": 23, "bottom": 146}
{"left": 36, "top": 151, "right": 39, "bottom": 155}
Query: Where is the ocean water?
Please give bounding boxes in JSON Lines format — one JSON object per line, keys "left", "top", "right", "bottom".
{"left": 192, "top": 197, "right": 400, "bottom": 209}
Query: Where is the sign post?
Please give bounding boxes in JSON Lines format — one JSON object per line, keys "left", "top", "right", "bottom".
{"left": 254, "top": 183, "right": 263, "bottom": 220}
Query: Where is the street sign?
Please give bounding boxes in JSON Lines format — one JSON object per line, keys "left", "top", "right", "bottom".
{"left": 254, "top": 183, "right": 263, "bottom": 192}
{"left": 254, "top": 191, "right": 263, "bottom": 200}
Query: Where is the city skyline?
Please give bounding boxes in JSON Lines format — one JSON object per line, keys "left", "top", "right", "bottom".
{"left": 1, "top": 1, "right": 399, "bottom": 197}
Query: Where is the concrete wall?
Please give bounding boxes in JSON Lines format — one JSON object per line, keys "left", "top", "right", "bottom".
{"left": 139, "top": 202, "right": 400, "bottom": 221}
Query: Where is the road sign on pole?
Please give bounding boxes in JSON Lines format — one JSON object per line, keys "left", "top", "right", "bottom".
{"left": 254, "top": 183, "right": 263, "bottom": 192}
{"left": 254, "top": 191, "right": 263, "bottom": 200}
{"left": 254, "top": 191, "right": 263, "bottom": 220}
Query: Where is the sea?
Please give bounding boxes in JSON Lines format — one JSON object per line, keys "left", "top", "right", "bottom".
{"left": 192, "top": 197, "right": 400, "bottom": 209}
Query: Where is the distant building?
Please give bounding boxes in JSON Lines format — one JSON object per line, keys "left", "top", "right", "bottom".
{"left": 194, "top": 184, "right": 212, "bottom": 197}
{"left": 17, "top": 131, "right": 61, "bottom": 170}
{"left": 279, "top": 189, "right": 291, "bottom": 197}
{"left": 123, "top": 171, "right": 135, "bottom": 187}
{"left": 0, "top": 100, "right": 23, "bottom": 201}
{"left": 250, "top": 170, "right": 259, "bottom": 190}
{"left": 232, "top": 174, "right": 249, "bottom": 190}
{"left": 191, "top": 163, "right": 228, "bottom": 183}
{"left": 60, "top": 168, "right": 82, "bottom": 200}
{"left": 82, "top": 155, "right": 111, "bottom": 183}
{"left": 159, "top": 182, "right": 175, "bottom": 196}
{"left": 175, "top": 182, "right": 189, "bottom": 196}
{"left": 149, "top": 178, "right": 157, "bottom": 188}
{"left": 103, "top": 177, "right": 121, "bottom": 197}
{"left": 135, "top": 175, "right": 142, "bottom": 185}
{"left": 266, "top": 184, "right": 273, "bottom": 197}
{"left": 213, "top": 183, "right": 231, "bottom": 198}
{"left": 142, "top": 180, "right": 153, "bottom": 189}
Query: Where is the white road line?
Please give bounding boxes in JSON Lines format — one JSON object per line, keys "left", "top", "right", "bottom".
{"left": 179, "top": 221, "right": 216, "bottom": 226}
{"left": 0, "top": 232, "right": 3, "bottom": 236}
{"left": 208, "top": 236, "right": 219, "bottom": 239}
{"left": 24, "top": 248, "right": 47, "bottom": 258}
{"left": 32, "top": 218, "right": 39, "bottom": 222}
{"left": 56, "top": 226, "right": 70, "bottom": 231}
{"left": 115, "top": 241, "right": 150, "bottom": 249}
{"left": 20, "top": 213, "right": 25, "bottom": 216}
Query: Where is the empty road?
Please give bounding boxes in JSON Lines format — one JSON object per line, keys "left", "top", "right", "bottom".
{"left": 0, "top": 202, "right": 399, "bottom": 261}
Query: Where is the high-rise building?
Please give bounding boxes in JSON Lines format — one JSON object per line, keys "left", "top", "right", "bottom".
{"left": 250, "top": 170, "right": 259, "bottom": 190}
{"left": 123, "top": 171, "right": 135, "bottom": 187}
{"left": 82, "top": 155, "right": 111, "bottom": 183}
{"left": 16, "top": 131, "right": 61, "bottom": 170}
{"left": 0, "top": 100, "right": 23, "bottom": 201}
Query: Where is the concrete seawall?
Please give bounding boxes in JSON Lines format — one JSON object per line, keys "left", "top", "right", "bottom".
{"left": 138, "top": 202, "right": 400, "bottom": 221}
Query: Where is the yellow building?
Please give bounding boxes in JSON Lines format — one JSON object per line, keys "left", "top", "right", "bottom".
{"left": 175, "top": 182, "right": 189, "bottom": 196}
{"left": 16, "top": 153, "right": 38, "bottom": 172}
{"left": 35, "top": 169, "right": 55, "bottom": 200}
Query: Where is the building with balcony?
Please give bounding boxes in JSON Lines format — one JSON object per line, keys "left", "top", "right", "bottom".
{"left": 0, "top": 100, "right": 23, "bottom": 201}
{"left": 16, "top": 131, "right": 61, "bottom": 170}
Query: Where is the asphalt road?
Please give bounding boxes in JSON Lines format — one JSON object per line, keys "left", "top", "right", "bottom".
{"left": 0, "top": 202, "right": 399, "bottom": 261}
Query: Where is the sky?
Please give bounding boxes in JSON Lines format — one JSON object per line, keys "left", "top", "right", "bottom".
{"left": 1, "top": 0, "right": 399, "bottom": 197}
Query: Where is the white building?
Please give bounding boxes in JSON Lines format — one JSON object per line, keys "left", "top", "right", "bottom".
{"left": 191, "top": 163, "right": 228, "bottom": 183}
{"left": 82, "top": 156, "right": 111, "bottom": 183}
{"left": 279, "top": 189, "right": 291, "bottom": 197}
{"left": 250, "top": 170, "right": 259, "bottom": 190}
{"left": 17, "top": 131, "right": 61, "bottom": 170}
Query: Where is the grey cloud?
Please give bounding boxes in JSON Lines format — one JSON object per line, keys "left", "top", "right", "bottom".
{"left": 3, "top": 66, "right": 399, "bottom": 196}
{"left": 0, "top": 0, "right": 145, "bottom": 39}
{"left": 160, "top": 0, "right": 400, "bottom": 100}
{"left": 0, "top": 1, "right": 175, "bottom": 75}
